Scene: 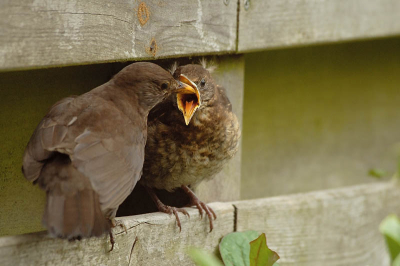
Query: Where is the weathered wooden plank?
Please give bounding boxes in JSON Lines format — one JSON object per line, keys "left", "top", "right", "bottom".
{"left": 0, "top": 202, "right": 234, "bottom": 266}
{"left": 194, "top": 55, "right": 244, "bottom": 203}
{"left": 234, "top": 181, "right": 400, "bottom": 265}
{"left": 2, "top": 183, "right": 399, "bottom": 264}
{"left": 238, "top": 0, "right": 400, "bottom": 52}
{"left": 0, "top": 0, "right": 237, "bottom": 71}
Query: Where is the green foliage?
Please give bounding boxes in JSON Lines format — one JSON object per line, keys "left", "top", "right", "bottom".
{"left": 368, "top": 145, "right": 400, "bottom": 181}
{"left": 394, "top": 255, "right": 400, "bottom": 266}
{"left": 380, "top": 214, "right": 400, "bottom": 264}
{"left": 249, "top": 233, "right": 279, "bottom": 266}
{"left": 368, "top": 168, "right": 388, "bottom": 179}
{"left": 189, "top": 231, "right": 280, "bottom": 266}
{"left": 219, "top": 230, "right": 260, "bottom": 266}
{"left": 187, "top": 247, "right": 224, "bottom": 266}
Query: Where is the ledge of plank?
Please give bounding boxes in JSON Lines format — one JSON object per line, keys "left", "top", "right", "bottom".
{"left": 238, "top": 0, "right": 400, "bottom": 52}
{"left": 1, "top": 183, "right": 399, "bottom": 265}
{"left": 0, "top": 0, "right": 237, "bottom": 71}
{"left": 234, "top": 181, "right": 400, "bottom": 266}
{"left": 0, "top": 202, "right": 234, "bottom": 266}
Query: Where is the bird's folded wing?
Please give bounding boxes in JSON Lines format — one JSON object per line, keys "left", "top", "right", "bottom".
{"left": 71, "top": 130, "right": 143, "bottom": 214}
{"left": 23, "top": 95, "right": 144, "bottom": 214}
{"left": 22, "top": 96, "right": 77, "bottom": 182}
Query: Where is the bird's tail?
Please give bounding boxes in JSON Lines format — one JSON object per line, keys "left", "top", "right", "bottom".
{"left": 38, "top": 154, "right": 110, "bottom": 239}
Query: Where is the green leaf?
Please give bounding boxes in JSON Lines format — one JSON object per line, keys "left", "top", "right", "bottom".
{"left": 249, "top": 233, "right": 280, "bottom": 266}
{"left": 394, "top": 254, "right": 400, "bottom": 266}
{"left": 187, "top": 247, "right": 224, "bottom": 266}
{"left": 379, "top": 214, "right": 400, "bottom": 262}
{"left": 219, "top": 230, "right": 260, "bottom": 266}
{"left": 368, "top": 168, "right": 388, "bottom": 179}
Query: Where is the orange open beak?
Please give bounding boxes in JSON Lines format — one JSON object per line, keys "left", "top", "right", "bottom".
{"left": 176, "top": 74, "right": 201, "bottom": 126}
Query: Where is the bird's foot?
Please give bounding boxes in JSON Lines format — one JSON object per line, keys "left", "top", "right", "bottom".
{"left": 181, "top": 185, "right": 217, "bottom": 232}
{"left": 158, "top": 203, "right": 190, "bottom": 231}
{"left": 109, "top": 231, "right": 116, "bottom": 252}
{"left": 111, "top": 219, "right": 128, "bottom": 234}
{"left": 109, "top": 219, "right": 127, "bottom": 252}
{"left": 145, "top": 187, "right": 190, "bottom": 231}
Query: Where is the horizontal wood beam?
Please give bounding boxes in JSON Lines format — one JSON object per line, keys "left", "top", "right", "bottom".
{"left": 1, "top": 183, "right": 399, "bottom": 265}
{"left": 234, "top": 181, "right": 400, "bottom": 266}
{"left": 0, "top": 0, "right": 237, "bottom": 71}
{"left": 2, "top": 1, "right": 400, "bottom": 71}
{"left": 238, "top": 0, "right": 400, "bottom": 52}
{"left": 0, "top": 202, "right": 234, "bottom": 266}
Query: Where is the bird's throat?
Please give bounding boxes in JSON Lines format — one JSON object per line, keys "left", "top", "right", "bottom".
{"left": 176, "top": 74, "right": 201, "bottom": 125}
{"left": 177, "top": 93, "right": 199, "bottom": 125}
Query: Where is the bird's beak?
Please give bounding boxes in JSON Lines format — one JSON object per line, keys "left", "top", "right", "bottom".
{"left": 176, "top": 74, "right": 201, "bottom": 126}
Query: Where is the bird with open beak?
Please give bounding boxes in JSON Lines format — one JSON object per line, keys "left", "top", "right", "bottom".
{"left": 21, "top": 62, "right": 196, "bottom": 250}
{"left": 141, "top": 61, "right": 241, "bottom": 231}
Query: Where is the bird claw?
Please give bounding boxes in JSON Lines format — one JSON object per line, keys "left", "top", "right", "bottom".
{"left": 160, "top": 205, "right": 190, "bottom": 232}
{"left": 181, "top": 185, "right": 217, "bottom": 232}
{"left": 146, "top": 187, "right": 191, "bottom": 231}
{"left": 109, "top": 219, "right": 128, "bottom": 252}
{"left": 109, "top": 231, "right": 116, "bottom": 252}
{"left": 192, "top": 199, "right": 217, "bottom": 232}
{"left": 111, "top": 219, "right": 128, "bottom": 234}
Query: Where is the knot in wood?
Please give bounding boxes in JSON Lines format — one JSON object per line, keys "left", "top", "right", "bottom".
{"left": 146, "top": 38, "right": 158, "bottom": 56}
{"left": 244, "top": 0, "right": 250, "bottom": 10}
{"left": 138, "top": 2, "right": 150, "bottom": 26}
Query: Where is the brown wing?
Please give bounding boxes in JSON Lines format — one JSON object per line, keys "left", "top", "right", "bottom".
{"left": 22, "top": 96, "right": 77, "bottom": 182}
{"left": 22, "top": 94, "right": 145, "bottom": 217}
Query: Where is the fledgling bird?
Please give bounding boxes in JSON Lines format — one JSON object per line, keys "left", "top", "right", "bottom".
{"left": 21, "top": 62, "right": 195, "bottom": 248}
{"left": 141, "top": 61, "right": 241, "bottom": 231}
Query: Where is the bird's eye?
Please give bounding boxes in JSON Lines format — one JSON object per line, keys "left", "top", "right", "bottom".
{"left": 200, "top": 78, "right": 206, "bottom": 86}
{"left": 161, "top": 82, "right": 169, "bottom": 90}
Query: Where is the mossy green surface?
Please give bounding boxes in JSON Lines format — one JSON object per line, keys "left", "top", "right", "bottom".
{"left": 241, "top": 37, "right": 400, "bottom": 199}
{"left": 0, "top": 64, "right": 118, "bottom": 236}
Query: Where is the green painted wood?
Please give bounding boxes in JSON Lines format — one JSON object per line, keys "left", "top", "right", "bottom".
{"left": 241, "top": 37, "right": 400, "bottom": 199}
{"left": 0, "top": 64, "right": 117, "bottom": 236}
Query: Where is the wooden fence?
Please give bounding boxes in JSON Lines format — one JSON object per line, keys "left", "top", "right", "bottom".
{"left": 1, "top": 0, "right": 400, "bottom": 265}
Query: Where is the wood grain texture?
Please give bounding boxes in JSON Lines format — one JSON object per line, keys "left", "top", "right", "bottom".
{"left": 0, "top": 0, "right": 237, "bottom": 71}
{"left": 234, "top": 181, "right": 400, "bottom": 266}
{"left": 238, "top": 0, "right": 400, "bottom": 52}
{"left": 1, "top": 183, "right": 399, "bottom": 264}
{"left": 0, "top": 202, "right": 234, "bottom": 266}
{"left": 194, "top": 55, "right": 244, "bottom": 203}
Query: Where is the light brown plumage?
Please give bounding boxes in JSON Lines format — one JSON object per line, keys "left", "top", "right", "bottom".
{"left": 22, "top": 62, "right": 193, "bottom": 240}
{"left": 141, "top": 63, "right": 241, "bottom": 231}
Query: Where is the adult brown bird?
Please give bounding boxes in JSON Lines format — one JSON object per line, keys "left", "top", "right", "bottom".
{"left": 141, "top": 61, "right": 241, "bottom": 231}
{"left": 21, "top": 62, "right": 196, "bottom": 248}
